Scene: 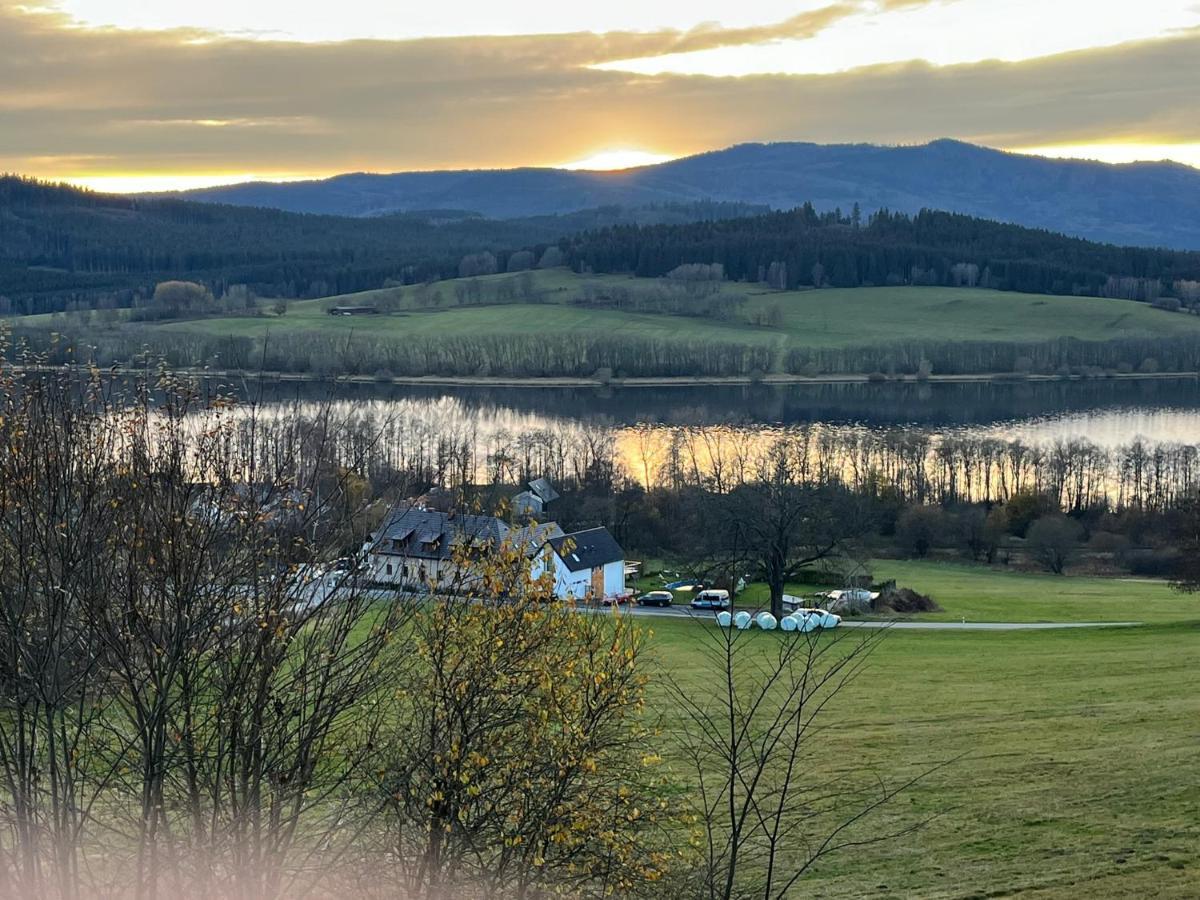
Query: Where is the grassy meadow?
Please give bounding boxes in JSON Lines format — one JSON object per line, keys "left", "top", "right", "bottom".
{"left": 638, "top": 558, "right": 1194, "bottom": 625}
{"left": 21, "top": 268, "right": 1200, "bottom": 379}
{"left": 640, "top": 561, "right": 1200, "bottom": 897}
{"left": 163, "top": 269, "right": 1200, "bottom": 352}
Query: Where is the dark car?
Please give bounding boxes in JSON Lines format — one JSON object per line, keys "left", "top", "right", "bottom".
{"left": 637, "top": 590, "right": 674, "bottom": 607}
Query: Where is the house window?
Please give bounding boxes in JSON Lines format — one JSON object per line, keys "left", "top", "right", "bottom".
{"left": 386, "top": 563, "right": 393, "bottom": 575}
{"left": 401, "top": 565, "right": 408, "bottom": 577}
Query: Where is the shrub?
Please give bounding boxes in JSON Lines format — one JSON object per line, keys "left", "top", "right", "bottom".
{"left": 1026, "top": 515, "right": 1084, "bottom": 574}
{"left": 895, "top": 505, "right": 946, "bottom": 557}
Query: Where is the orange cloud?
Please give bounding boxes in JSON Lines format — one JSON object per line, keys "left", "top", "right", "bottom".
{"left": 0, "top": 1, "right": 1197, "bottom": 181}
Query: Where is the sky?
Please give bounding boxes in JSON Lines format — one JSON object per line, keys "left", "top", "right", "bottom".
{"left": 3, "top": 0, "right": 1200, "bottom": 191}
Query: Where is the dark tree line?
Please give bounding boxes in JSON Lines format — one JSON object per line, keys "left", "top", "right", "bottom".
{"left": 563, "top": 205, "right": 1200, "bottom": 300}
{"left": 0, "top": 178, "right": 766, "bottom": 314}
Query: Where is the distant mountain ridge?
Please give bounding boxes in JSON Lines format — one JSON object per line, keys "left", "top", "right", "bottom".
{"left": 174, "top": 140, "right": 1200, "bottom": 249}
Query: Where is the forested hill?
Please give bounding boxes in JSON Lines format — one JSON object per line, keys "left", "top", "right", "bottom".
{"left": 564, "top": 206, "right": 1200, "bottom": 300}
{"left": 0, "top": 176, "right": 760, "bottom": 313}
{"left": 176, "top": 140, "right": 1200, "bottom": 250}
{"left": 5, "top": 175, "right": 1200, "bottom": 316}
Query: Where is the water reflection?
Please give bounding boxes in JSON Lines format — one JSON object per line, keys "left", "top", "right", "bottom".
{"left": 213, "top": 376, "right": 1200, "bottom": 440}
{"left": 196, "top": 376, "right": 1200, "bottom": 499}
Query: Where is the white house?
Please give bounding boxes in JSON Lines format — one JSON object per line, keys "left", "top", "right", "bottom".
{"left": 532, "top": 527, "right": 627, "bottom": 601}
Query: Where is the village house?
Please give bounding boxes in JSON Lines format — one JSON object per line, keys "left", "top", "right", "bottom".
{"left": 532, "top": 527, "right": 627, "bottom": 600}
{"left": 365, "top": 504, "right": 626, "bottom": 601}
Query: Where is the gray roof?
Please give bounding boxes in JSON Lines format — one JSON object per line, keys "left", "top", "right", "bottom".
{"left": 547, "top": 527, "right": 624, "bottom": 572}
{"left": 375, "top": 507, "right": 510, "bottom": 561}
{"left": 512, "top": 521, "right": 564, "bottom": 554}
{"left": 528, "top": 478, "right": 560, "bottom": 504}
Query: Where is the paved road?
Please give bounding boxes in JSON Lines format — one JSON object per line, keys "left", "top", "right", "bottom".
{"left": 323, "top": 581, "right": 1141, "bottom": 631}
{"left": 599, "top": 603, "right": 1141, "bottom": 630}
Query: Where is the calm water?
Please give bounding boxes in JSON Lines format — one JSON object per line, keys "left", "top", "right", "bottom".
{"left": 222, "top": 377, "right": 1200, "bottom": 448}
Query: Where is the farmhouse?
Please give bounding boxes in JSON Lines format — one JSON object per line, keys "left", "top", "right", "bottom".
{"left": 365, "top": 504, "right": 625, "bottom": 600}
{"left": 365, "top": 507, "right": 523, "bottom": 588}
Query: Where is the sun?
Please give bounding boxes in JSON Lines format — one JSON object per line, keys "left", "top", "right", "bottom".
{"left": 559, "top": 149, "right": 676, "bottom": 171}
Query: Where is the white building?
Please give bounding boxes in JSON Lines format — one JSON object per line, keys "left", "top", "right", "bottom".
{"left": 532, "top": 527, "right": 627, "bottom": 601}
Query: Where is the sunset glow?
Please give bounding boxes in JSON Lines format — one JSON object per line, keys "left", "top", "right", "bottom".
{"left": 3, "top": 0, "right": 1200, "bottom": 185}
{"left": 1011, "top": 143, "right": 1200, "bottom": 170}
{"left": 62, "top": 173, "right": 315, "bottom": 194}
{"left": 559, "top": 150, "right": 677, "bottom": 172}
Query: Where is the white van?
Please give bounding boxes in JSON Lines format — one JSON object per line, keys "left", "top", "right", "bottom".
{"left": 691, "top": 589, "right": 731, "bottom": 610}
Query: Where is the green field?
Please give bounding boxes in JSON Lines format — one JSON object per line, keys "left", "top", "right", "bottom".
{"left": 643, "top": 561, "right": 1200, "bottom": 897}
{"left": 638, "top": 558, "right": 1197, "bottom": 625}
{"left": 868, "top": 560, "right": 1195, "bottom": 624}
{"left": 15, "top": 269, "right": 1200, "bottom": 378}
{"left": 155, "top": 269, "right": 1199, "bottom": 351}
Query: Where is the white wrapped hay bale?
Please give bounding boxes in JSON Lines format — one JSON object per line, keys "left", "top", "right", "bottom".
{"left": 733, "top": 611, "right": 752, "bottom": 630}
{"left": 755, "top": 612, "right": 778, "bottom": 630}
{"left": 716, "top": 610, "right": 733, "bottom": 628}
{"left": 780, "top": 615, "right": 799, "bottom": 632}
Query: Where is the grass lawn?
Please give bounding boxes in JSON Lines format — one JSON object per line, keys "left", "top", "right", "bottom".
{"left": 78, "top": 268, "right": 1200, "bottom": 363}
{"left": 870, "top": 559, "right": 1200, "bottom": 625}
{"left": 635, "top": 558, "right": 1200, "bottom": 625}
{"left": 642, "top": 603, "right": 1200, "bottom": 896}
{"left": 164, "top": 298, "right": 783, "bottom": 346}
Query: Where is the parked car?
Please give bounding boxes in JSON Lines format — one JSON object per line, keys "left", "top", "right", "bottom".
{"left": 637, "top": 590, "right": 674, "bottom": 607}
{"left": 691, "top": 589, "right": 731, "bottom": 610}
{"left": 789, "top": 607, "right": 842, "bottom": 628}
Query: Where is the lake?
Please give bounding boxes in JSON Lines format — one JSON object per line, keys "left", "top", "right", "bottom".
{"left": 224, "top": 376, "right": 1200, "bottom": 446}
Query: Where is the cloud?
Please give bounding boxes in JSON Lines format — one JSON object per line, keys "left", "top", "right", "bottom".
{"left": 0, "top": 1, "right": 1197, "bottom": 178}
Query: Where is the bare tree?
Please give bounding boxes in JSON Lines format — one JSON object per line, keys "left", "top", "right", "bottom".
{"left": 0, "top": 359, "right": 128, "bottom": 900}
{"left": 719, "top": 442, "right": 870, "bottom": 618}
{"left": 668, "top": 623, "right": 933, "bottom": 900}
{"left": 1026, "top": 515, "right": 1084, "bottom": 574}
{"left": 0, "top": 359, "right": 417, "bottom": 899}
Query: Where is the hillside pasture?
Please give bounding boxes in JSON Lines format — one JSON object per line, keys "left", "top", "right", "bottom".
{"left": 215, "top": 270, "right": 1200, "bottom": 350}
{"left": 13, "top": 269, "right": 1200, "bottom": 378}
